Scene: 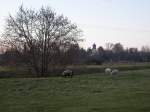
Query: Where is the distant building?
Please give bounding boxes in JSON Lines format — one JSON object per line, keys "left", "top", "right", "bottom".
{"left": 93, "top": 43, "right": 96, "bottom": 49}
{"left": 91, "top": 43, "right": 98, "bottom": 56}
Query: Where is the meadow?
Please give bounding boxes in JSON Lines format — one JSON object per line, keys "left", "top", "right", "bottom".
{"left": 1, "top": 62, "right": 150, "bottom": 78}
{"left": 0, "top": 69, "right": 150, "bottom": 112}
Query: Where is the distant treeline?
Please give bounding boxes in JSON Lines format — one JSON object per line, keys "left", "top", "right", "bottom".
{"left": 80, "top": 43, "right": 150, "bottom": 65}
{"left": 1, "top": 42, "right": 150, "bottom": 66}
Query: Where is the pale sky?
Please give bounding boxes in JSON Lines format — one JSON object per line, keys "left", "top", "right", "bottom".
{"left": 0, "top": 0, "right": 150, "bottom": 49}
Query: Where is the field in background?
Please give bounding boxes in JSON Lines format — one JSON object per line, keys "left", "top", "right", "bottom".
{"left": 0, "top": 69, "right": 150, "bottom": 112}
{"left": 70, "top": 62, "right": 150, "bottom": 75}
{"left": 1, "top": 62, "right": 150, "bottom": 78}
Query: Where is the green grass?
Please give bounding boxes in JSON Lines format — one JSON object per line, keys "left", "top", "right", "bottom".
{"left": 0, "top": 69, "right": 150, "bottom": 112}
{"left": 1, "top": 62, "right": 150, "bottom": 77}
{"left": 71, "top": 63, "right": 150, "bottom": 75}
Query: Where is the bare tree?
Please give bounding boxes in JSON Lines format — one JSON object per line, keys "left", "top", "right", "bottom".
{"left": 112, "top": 43, "right": 124, "bottom": 53}
{"left": 2, "top": 6, "right": 82, "bottom": 77}
{"left": 105, "top": 42, "right": 114, "bottom": 51}
{"left": 141, "top": 46, "right": 150, "bottom": 53}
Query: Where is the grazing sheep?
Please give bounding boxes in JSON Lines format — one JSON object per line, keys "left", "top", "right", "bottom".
{"left": 111, "top": 69, "right": 119, "bottom": 75}
{"left": 105, "top": 68, "right": 111, "bottom": 75}
{"left": 62, "top": 69, "right": 73, "bottom": 78}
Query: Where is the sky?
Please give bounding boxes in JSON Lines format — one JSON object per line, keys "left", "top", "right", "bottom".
{"left": 0, "top": 0, "right": 150, "bottom": 49}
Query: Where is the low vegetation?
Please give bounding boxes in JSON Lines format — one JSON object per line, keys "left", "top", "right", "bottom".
{"left": 0, "top": 62, "right": 150, "bottom": 78}
{"left": 0, "top": 69, "right": 150, "bottom": 112}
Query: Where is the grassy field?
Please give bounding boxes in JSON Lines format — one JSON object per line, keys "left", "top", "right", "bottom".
{"left": 1, "top": 62, "right": 150, "bottom": 78}
{"left": 0, "top": 69, "right": 150, "bottom": 112}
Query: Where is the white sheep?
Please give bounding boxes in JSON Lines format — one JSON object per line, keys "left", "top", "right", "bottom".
{"left": 111, "top": 69, "right": 119, "bottom": 75}
{"left": 62, "top": 69, "right": 73, "bottom": 78}
{"left": 105, "top": 68, "right": 111, "bottom": 75}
